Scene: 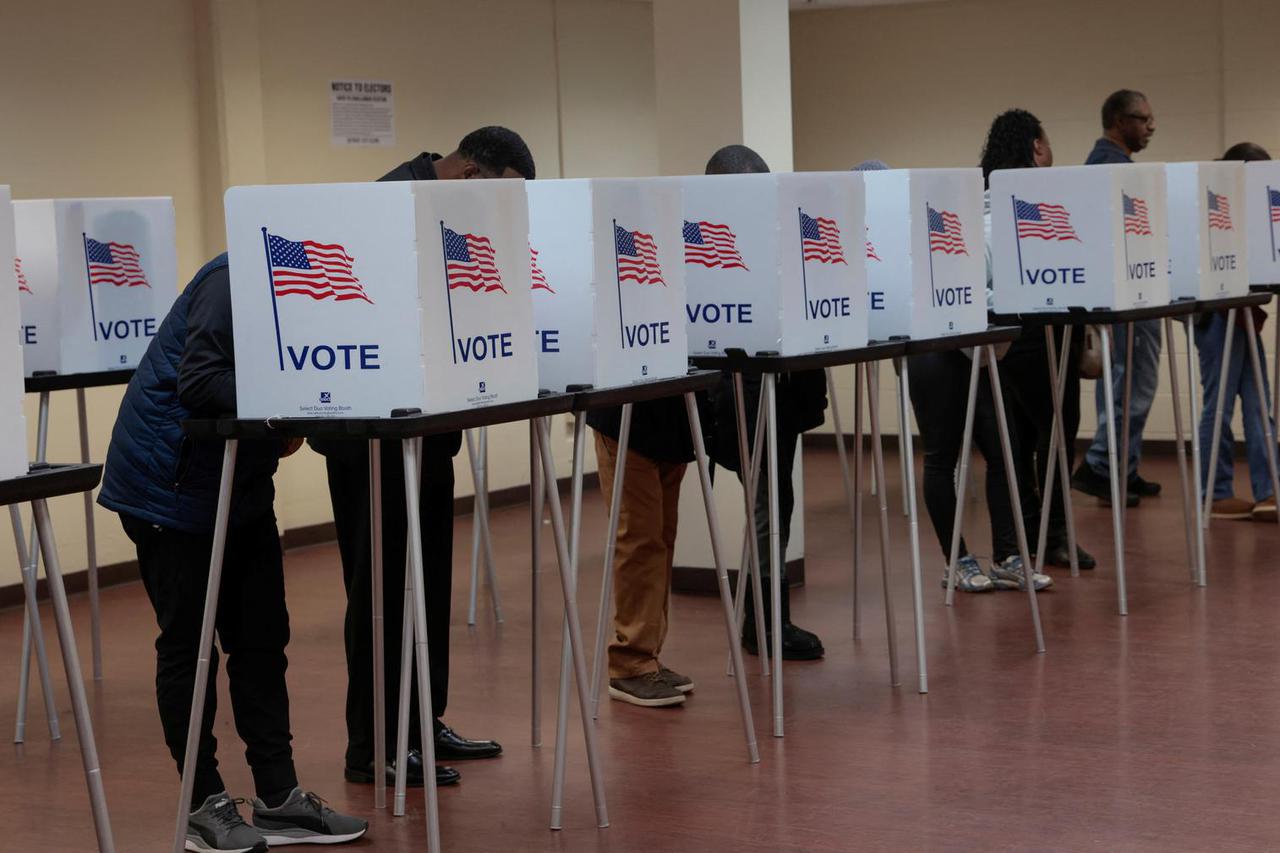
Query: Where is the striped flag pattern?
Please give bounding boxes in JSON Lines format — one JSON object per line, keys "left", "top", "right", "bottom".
{"left": 14, "top": 257, "right": 31, "bottom": 294}
{"left": 866, "top": 239, "right": 881, "bottom": 261}
{"left": 85, "top": 237, "right": 149, "bottom": 287}
{"left": 1269, "top": 188, "right": 1280, "bottom": 224}
{"left": 927, "top": 206, "right": 968, "bottom": 255}
{"left": 683, "top": 220, "right": 747, "bottom": 270}
{"left": 1014, "top": 198, "right": 1080, "bottom": 241}
{"left": 530, "top": 245, "right": 553, "bottom": 292}
{"left": 614, "top": 223, "right": 665, "bottom": 286}
{"left": 267, "top": 232, "right": 373, "bottom": 303}
{"left": 799, "top": 211, "right": 847, "bottom": 264}
{"left": 1122, "top": 193, "right": 1152, "bottom": 236}
{"left": 444, "top": 226, "right": 506, "bottom": 293}
{"left": 1208, "top": 189, "right": 1233, "bottom": 231}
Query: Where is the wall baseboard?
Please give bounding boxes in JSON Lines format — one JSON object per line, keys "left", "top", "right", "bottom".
{"left": 802, "top": 432, "right": 1183, "bottom": 456}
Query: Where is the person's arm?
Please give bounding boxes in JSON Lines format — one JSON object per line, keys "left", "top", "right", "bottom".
{"left": 177, "top": 267, "right": 238, "bottom": 416}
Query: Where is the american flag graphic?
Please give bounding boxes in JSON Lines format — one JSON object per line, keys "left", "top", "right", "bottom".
{"left": 85, "top": 237, "right": 149, "bottom": 287}
{"left": 267, "top": 232, "right": 373, "bottom": 303}
{"left": 683, "top": 220, "right": 747, "bottom": 270}
{"left": 1269, "top": 187, "right": 1280, "bottom": 224}
{"left": 927, "top": 206, "right": 968, "bottom": 255}
{"left": 1207, "top": 189, "right": 1233, "bottom": 231}
{"left": 444, "top": 226, "right": 506, "bottom": 293}
{"left": 799, "top": 211, "right": 847, "bottom": 264}
{"left": 530, "top": 245, "right": 553, "bottom": 292}
{"left": 1014, "top": 198, "right": 1080, "bottom": 241}
{"left": 866, "top": 240, "right": 881, "bottom": 261}
{"left": 1122, "top": 193, "right": 1151, "bottom": 236}
{"left": 14, "top": 257, "right": 31, "bottom": 294}
{"left": 614, "top": 223, "right": 665, "bottom": 286}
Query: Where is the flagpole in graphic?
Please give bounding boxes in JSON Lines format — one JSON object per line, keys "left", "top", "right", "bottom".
{"left": 613, "top": 219, "right": 625, "bottom": 347}
{"left": 925, "top": 203, "right": 937, "bottom": 308}
{"left": 1011, "top": 196, "right": 1026, "bottom": 286}
{"left": 798, "top": 208, "right": 811, "bottom": 318}
{"left": 440, "top": 222, "right": 459, "bottom": 364}
{"left": 260, "top": 228, "right": 286, "bottom": 371}
{"left": 1206, "top": 192, "right": 1214, "bottom": 266}
{"left": 82, "top": 233, "right": 100, "bottom": 341}
{"left": 1269, "top": 185, "right": 1278, "bottom": 262}
{"left": 1121, "top": 198, "right": 1130, "bottom": 272}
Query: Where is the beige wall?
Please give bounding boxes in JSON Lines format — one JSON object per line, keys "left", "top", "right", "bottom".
{"left": 791, "top": 0, "right": 1280, "bottom": 442}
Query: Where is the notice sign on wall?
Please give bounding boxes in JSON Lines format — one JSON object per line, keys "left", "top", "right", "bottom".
{"left": 330, "top": 80, "right": 394, "bottom": 147}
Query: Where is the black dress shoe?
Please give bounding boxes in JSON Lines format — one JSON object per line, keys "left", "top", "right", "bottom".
{"left": 742, "top": 622, "right": 825, "bottom": 661}
{"left": 344, "top": 749, "right": 460, "bottom": 787}
{"left": 1045, "top": 544, "right": 1096, "bottom": 570}
{"left": 1128, "top": 474, "right": 1161, "bottom": 497}
{"left": 434, "top": 725, "right": 503, "bottom": 761}
{"left": 1072, "top": 464, "right": 1139, "bottom": 507}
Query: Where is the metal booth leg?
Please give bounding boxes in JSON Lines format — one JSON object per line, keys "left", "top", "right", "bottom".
{"left": 76, "top": 388, "right": 103, "bottom": 681}
{"left": 17, "top": 389, "right": 54, "bottom": 741}
{"left": 589, "top": 404, "right": 632, "bottom": 720}
{"left": 1098, "top": 328, "right": 1128, "bottom": 616}
{"left": 895, "top": 358, "right": 928, "bottom": 693}
{"left": 9, "top": 504, "right": 60, "bottom": 744}
{"left": 853, "top": 361, "right": 865, "bottom": 640}
{"left": 727, "top": 371, "right": 769, "bottom": 678}
{"left": 466, "top": 428, "right": 502, "bottom": 625}
{"left": 864, "top": 363, "right": 901, "bottom": 687}
{"left": 1046, "top": 326, "right": 1080, "bottom": 576}
{"left": 944, "top": 349, "right": 983, "bottom": 607}
{"left": 530, "top": 420, "right": 544, "bottom": 747}
{"left": 369, "top": 440, "right": 387, "bottom": 810}
{"left": 1184, "top": 318, "right": 1207, "bottom": 585}
{"left": 1119, "top": 323, "right": 1135, "bottom": 525}
{"left": 897, "top": 367, "right": 910, "bottom": 517}
{"left": 1242, "top": 309, "right": 1280, "bottom": 523}
{"left": 392, "top": 541, "right": 413, "bottom": 817}
{"left": 763, "top": 373, "right": 785, "bottom": 735}
{"left": 1203, "top": 308, "right": 1237, "bottom": 528}
{"left": 1163, "top": 319, "right": 1199, "bottom": 581}
{"left": 825, "top": 367, "right": 861, "bottom": 638}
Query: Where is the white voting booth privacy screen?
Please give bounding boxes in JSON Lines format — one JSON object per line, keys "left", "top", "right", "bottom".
{"left": 1, "top": 186, "right": 28, "bottom": 480}
{"left": 991, "top": 163, "right": 1170, "bottom": 314}
{"left": 1166, "top": 162, "right": 1248, "bottom": 301}
{"left": 682, "top": 172, "right": 868, "bottom": 357}
{"left": 13, "top": 197, "right": 177, "bottom": 376}
{"left": 864, "top": 168, "right": 986, "bottom": 340}
{"left": 527, "top": 178, "right": 686, "bottom": 392}
{"left": 1245, "top": 161, "right": 1280, "bottom": 285}
{"left": 225, "top": 180, "right": 537, "bottom": 419}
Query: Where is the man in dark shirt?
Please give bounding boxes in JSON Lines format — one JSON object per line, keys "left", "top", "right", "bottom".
{"left": 1073, "top": 89, "right": 1164, "bottom": 506}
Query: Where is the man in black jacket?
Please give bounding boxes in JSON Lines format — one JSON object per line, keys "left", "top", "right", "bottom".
{"left": 315, "top": 127, "right": 536, "bottom": 788}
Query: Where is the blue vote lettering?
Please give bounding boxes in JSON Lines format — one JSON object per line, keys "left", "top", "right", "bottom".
{"left": 286, "top": 344, "right": 381, "bottom": 370}
{"left": 623, "top": 321, "right": 670, "bottom": 348}
{"left": 1025, "top": 267, "right": 1085, "bottom": 285}
{"left": 1127, "top": 261, "right": 1156, "bottom": 280}
{"left": 1210, "top": 254, "right": 1238, "bottom": 272}
{"left": 97, "top": 317, "right": 157, "bottom": 340}
{"left": 21, "top": 325, "right": 37, "bottom": 345}
{"left": 931, "top": 286, "right": 973, "bottom": 307}
{"left": 807, "top": 297, "right": 850, "bottom": 319}
{"left": 536, "top": 329, "right": 559, "bottom": 353}
{"left": 686, "top": 303, "right": 752, "bottom": 324}
{"left": 869, "top": 291, "right": 885, "bottom": 310}
{"left": 457, "top": 332, "right": 514, "bottom": 362}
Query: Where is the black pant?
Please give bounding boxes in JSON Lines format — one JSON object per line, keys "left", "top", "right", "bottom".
{"left": 125, "top": 513, "right": 297, "bottom": 807}
{"left": 998, "top": 328, "right": 1082, "bottom": 552}
{"left": 323, "top": 438, "right": 456, "bottom": 768}
{"left": 906, "top": 350, "right": 1020, "bottom": 563}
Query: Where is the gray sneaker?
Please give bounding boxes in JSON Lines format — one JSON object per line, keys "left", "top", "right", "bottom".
{"left": 990, "top": 555, "right": 1053, "bottom": 592}
{"left": 186, "top": 793, "right": 267, "bottom": 853}
{"left": 249, "top": 788, "right": 368, "bottom": 846}
{"left": 941, "top": 555, "right": 994, "bottom": 593}
{"left": 609, "top": 671, "right": 686, "bottom": 707}
{"left": 658, "top": 665, "right": 695, "bottom": 694}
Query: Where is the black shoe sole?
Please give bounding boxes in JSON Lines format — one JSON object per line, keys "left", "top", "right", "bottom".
{"left": 435, "top": 746, "right": 503, "bottom": 761}
{"left": 741, "top": 639, "right": 826, "bottom": 661}
{"left": 343, "top": 766, "right": 460, "bottom": 787}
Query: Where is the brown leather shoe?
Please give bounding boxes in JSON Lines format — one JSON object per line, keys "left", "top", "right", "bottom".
{"left": 1252, "top": 497, "right": 1277, "bottom": 522}
{"left": 1212, "top": 497, "right": 1254, "bottom": 520}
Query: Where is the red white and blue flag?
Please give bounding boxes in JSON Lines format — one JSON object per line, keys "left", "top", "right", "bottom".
{"left": 530, "top": 245, "right": 553, "bottom": 292}
{"left": 267, "top": 232, "right": 372, "bottom": 303}
{"left": 14, "top": 257, "right": 30, "bottom": 294}
{"left": 799, "top": 211, "right": 846, "bottom": 264}
{"left": 1122, "top": 193, "right": 1152, "bottom": 236}
{"left": 85, "top": 237, "right": 149, "bottom": 287}
{"left": 615, "top": 223, "right": 665, "bottom": 286}
{"left": 866, "top": 231, "right": 881, "bottom": 261}
{"left": 927, "top": 206, "right": 968, "bottom": 255}
{"left": 444, "top": 226, "right": 505, "bottom": 293}
{"left": 684, "top": 220, "right": 747, "bottom": 270}
{"left": 1014, "top": 198, "right": 1080, "bottom": 241}
{"left": 1269, "top": 187, "right": 1280, "bottom": 224}
{"left": 1208, "top": 189, "right": 1233, "bottom": 231}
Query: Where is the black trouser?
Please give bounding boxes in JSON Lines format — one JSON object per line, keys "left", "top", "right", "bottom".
{"left": 998, "top": 328, "right": 1082, "bottom": 553}
{"left": 125, "top": 512, "right": 297, "bottom": 808}
{"left": 906, "top": 350, "right": 1022, "bottom": 564}
{"left": 323, "top": 438, "right": 456, "bottom": 769}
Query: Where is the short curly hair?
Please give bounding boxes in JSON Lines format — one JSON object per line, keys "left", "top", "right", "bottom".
{"left": 979, "top": 109, "right": 1045, "bottom": 189}
{"left": 457, "top": 126, "right": 536, "bottom": 179}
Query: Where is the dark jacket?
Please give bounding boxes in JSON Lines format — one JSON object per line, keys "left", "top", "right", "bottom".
{"left": 1085, "top": 137, "right": 1133, "bottom": 165}
{"left": 98, "top": 255, "right": 284, "bottom": 533}
{"left": 309, "top": 151, "right": 462, "bottom": 462}
{"left": 708, "top": 369, "right": 828, "bottom": 473}
{"left": 587, "top": 392, "right": 714, "bottom": 465}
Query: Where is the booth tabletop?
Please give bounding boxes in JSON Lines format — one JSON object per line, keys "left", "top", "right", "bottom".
{"left": 183, "top": 393, "right": 576, "bottom": 441}
{"left": 25, "top": 369, "right": 136, "bottom": 393}
{"left": 0, "top": 463, "right": 103, "bottom": 507}
{"left": 989, "top": 300, "right": 1201, "bottom": 327}
{"left": 1249, "top": 283, "right": 1280, "bottom": 294}
{"left": 689, "top": 340, "right": 906, "bottom": 374}
{"left": 569, "top": 370, "right": 720, "bottom": 411}
{"left": 1198, "top": 292, "right": 1273, "bottom": 311}
{"left": 902, "top": 325, "right": 1021, "bottom": 356}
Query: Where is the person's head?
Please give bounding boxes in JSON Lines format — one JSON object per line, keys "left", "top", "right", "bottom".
{"left": 1101, "top": 89, "right": 1154, "bottom": 154}
{"left": 1221, "top": 142, "right": 1272, "bottom": 162}
{"left": 979, "top": 108, "right": 1052, "bottom": 188}
{"left": 705, "top": 144, "right": 770, "bottom": 175}
{"left": 433, "top": 126, "right": 536, "bottom": 180}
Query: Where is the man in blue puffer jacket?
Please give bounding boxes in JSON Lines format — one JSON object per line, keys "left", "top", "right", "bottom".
{"left": 99, "top": 255, "right": 367, "bottom": 852}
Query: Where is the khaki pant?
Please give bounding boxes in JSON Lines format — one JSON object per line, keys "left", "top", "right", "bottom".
{"left": 593, "top": 431, "right": 686, "bottom": 679}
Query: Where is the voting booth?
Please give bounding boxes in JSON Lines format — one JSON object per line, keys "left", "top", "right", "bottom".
{"left": 13, "top": 197, "right": 177, "bottom": 376}
{"left": 990, "top": 163, "right": 1170, "bottom": 313}
{"left": 1166, "top": 162, "right": 1248, "bottom": 300}
{"left": 1, "top": 186, "right": 28, "bottom": 479}
{"left": 864, "top": 169, "right": 986, "bottom": 340}
{"left": 681, "top": 172, "right": 869, "bottom": 357}
{"left": 1245, "top": 161, "right": 1280, "bottom": 285}
{"left": 526, "top": 178, "right": 686, "bottom": 392}
{"left": 225, "top": 179, "right": 537, "bottom": 419}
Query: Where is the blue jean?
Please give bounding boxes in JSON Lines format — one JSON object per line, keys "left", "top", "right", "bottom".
{"left": 1195, "top": 313, "right": 1275, "bottom": 501}
{"left": 1085, "top": 319, "right": 1161, "bottom": 480}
